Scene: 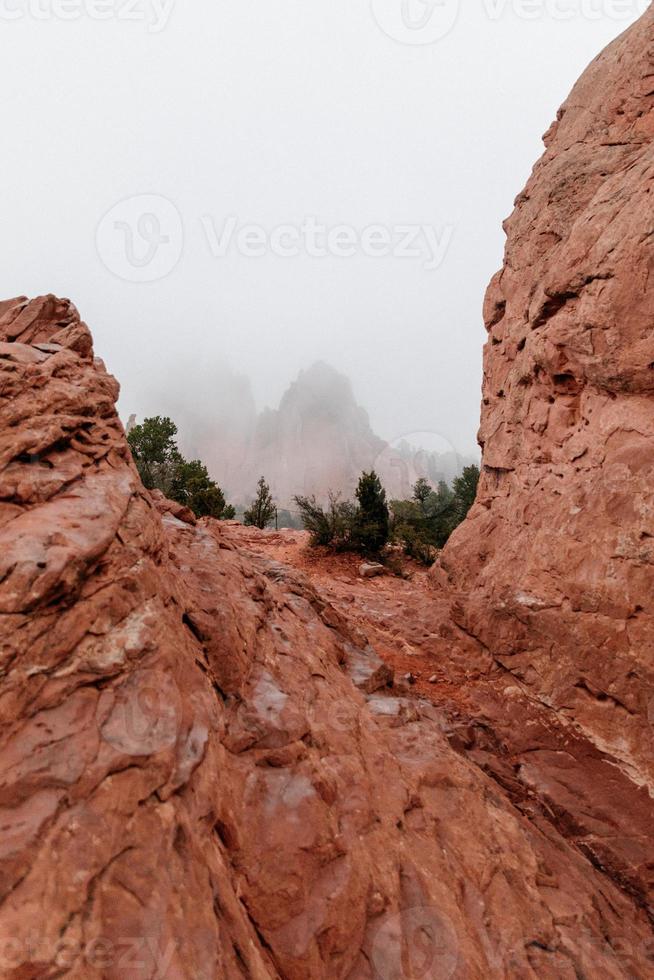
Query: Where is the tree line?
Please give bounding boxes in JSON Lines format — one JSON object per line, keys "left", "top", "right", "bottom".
{"left": 128, "top": 415, "right": 278, "bottom": 528}
{"left": 294, "top": 467, "right": 479, "bottom": 564}
{"left": 128, "top": 416, "right": 479, "bottom": 563}
{"left": 128, "top": 416, "right": 236, "bottom": 519}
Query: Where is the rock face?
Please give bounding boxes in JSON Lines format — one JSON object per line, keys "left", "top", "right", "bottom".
{"left": 232, "top": 362, "right": 387, "bottom": 507}
{"left": 182, "top": 361, "right": 473, "bottom": 509}
{"left": 2, "top": 296, "right": 653, "bottom": 976}
{"left": 440, "top": 13, "right": 654, "bottom": 810}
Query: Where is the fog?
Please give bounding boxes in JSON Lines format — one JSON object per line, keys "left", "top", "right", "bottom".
{"left": 1, "top": 1, "right": 647, "bottom": 458}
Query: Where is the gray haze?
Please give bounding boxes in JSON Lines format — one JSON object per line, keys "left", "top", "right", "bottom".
{"left": 1, "top": 1, "right": 647, "bottom": 457}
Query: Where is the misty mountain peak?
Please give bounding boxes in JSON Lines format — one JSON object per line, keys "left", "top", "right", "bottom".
{"left": 280, "top": 361, "right": 359, "bottom": 418}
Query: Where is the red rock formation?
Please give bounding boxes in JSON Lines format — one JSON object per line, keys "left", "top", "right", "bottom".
{"left": 2, "top": 13, "right": 654, "bottom": 978}
{"left": 1, "top": 296, "right": 653, "bottom": 976}
{"left": 438, "top": 2, "right": 654, "bottom": 895}
{"left": 232, "top": 362, "right": 388, "bottom": 507}
{"left": 180, "top": 360, "right": 472, "bottom": 510}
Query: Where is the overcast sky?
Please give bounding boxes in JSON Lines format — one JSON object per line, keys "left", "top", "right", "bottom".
{"left": 2, "top": 1, "right": 648, "bottom": 456}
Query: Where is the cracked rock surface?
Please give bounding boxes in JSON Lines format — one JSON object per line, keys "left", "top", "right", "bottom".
{"left": 0, "top": 297, "right": 652, "bottom": 977}
{"left": 438, "top": 8, "right": 654, "bottom": 821}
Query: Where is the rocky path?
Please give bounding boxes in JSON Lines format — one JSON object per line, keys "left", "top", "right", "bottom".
{"left": 228, "top": 526, "right": 654, "bottom": 936}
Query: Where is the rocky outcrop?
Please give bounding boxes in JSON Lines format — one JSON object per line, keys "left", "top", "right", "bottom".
{"left": 439, "top": 11, "right": 654, "bottom": 821}
{"left": 2, "top": 295, "right": 653, "bottom": 976}
{"left": 232, "top": 362, "right": 387, "bottom": 507}
{"left": 181, "top": 360, "right": 473, "bottom": 509}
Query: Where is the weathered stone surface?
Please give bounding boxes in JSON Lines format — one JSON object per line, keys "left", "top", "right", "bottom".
{"left": 149, "top": 488, "right": 197, "bottom": 526}
{"left": 358, "top": 563, "right": 385, "bottom": 580}
{"left": 247, "top": 519, "right": 654, "bottom": 932}
{"left": 1, "top": 295, "right": 653, "bottom": 977}
{"left": 439, "top": 10, "right": 654, "bottom": 796}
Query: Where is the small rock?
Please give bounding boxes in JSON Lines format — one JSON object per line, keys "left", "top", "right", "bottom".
{"left": 403, "top": 673, "right": 417, "bottom": 686}
{"left": 367, "top": 890, "right": 387, "bottom": 917}
{"left": 429, "top": 675, "right": 438, "bottom": 684}
{"left": 359, "top": 562, "right": 385, "bottom": 579}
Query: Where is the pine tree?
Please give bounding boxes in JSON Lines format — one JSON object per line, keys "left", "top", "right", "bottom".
{"left": 244, "top": 476, "right": 276, "bottom": 530}
{"left": 128, "top": 416, "right": 235, "bottom": 520}
{"left": 412, "top": 477, "right": 432, "bottom": 509}
{"left": 294, "top": 493, "right": 356, "bottom": 548}
{"left": 170, "top": 459, "right": 232, "bottom": 519}
{"left": 353, "top": 471, "right": 389, "bottom": 556}
{"left": 127, "top": 416, "right": 183, "bottom": 496}
{"left": 451, "top": 465, "right": 480, "bottom": 523}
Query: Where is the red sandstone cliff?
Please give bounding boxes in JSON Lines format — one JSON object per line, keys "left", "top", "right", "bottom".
{"left": 438, "top": 8, "right": 654, "bottom": 795}
{"left": 2, "top": 10, "right": 654, "bottom": 979}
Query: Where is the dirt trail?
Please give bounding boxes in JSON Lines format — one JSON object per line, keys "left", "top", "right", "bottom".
{"left": 226, "top": 525, "right": 654, "bottom": 924}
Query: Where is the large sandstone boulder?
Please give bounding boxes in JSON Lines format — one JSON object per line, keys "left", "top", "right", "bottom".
{"left": 439, "top": 9, "right": 654, "bottom": 794}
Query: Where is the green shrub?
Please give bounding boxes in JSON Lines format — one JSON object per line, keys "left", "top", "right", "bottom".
{"left": 390, "top": 467, "right": 480, "bottom": 565}
{"left": 295, "top": 471, "right": 388, "bottom": 557}
{"left": 451, "top": 465, "right": 480, "bottom": 524}
{"left": 170, "top": 459, "right": 233, "bottom": 519}
{"left": 243, "top": 476, "right": 276, "bottom": 529}
{"left": 352, "top": 471, "right": 389, "bottom": 557}
{"left": 128, "top": 416, "right": 182, "bottom": 497}
{"left": 293, "top": 492, "right": 357, "bottom": 548}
